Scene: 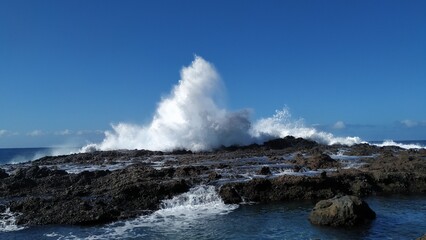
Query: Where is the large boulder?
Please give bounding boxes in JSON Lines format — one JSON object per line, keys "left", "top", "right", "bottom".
{"left": 309, "top": 195, "right": 376, "bottom": 227}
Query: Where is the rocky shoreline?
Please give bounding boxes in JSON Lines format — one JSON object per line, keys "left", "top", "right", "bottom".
{"left": 0, "top": 137, "right": 425, "bottom": 227}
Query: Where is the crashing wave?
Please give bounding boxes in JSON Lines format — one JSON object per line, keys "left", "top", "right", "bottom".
{"left": 81, "top": 56, "right": 363, "bottom": 152}
{"left": 372, "top": 140, "right": 425, "bottom": 149}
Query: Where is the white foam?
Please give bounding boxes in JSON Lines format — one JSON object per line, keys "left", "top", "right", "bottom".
{"left": 373, "top": 140, "right": 425, "bottom": 149}
{"left": 81, "top": 56, "right": 364, "bottom": 152}
{"left": 250, "top": 108, "right": 362, "bottom": 146}
{"left": 39, "top": 162, "right": 134, "bottom": 174}
{"left": 64, "top": 185, "right": 239, "bottom": 239}
{"left": 0, "top": 208, "right": 25, "bottom": 232}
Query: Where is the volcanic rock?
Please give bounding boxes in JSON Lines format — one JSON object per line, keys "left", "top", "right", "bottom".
{"left": 294, "top": 153, "right": 340, "bottom": 170}
{"left": 0, "top": 168, "right": 8, "bottom": 179}
{"left": 2, "top": 165, "right": 190, "bottom": 226}
{"left": 257, "top": 166, "right": 272, "bottom": 175}
{"left": 1, "top": 136, "right": 426, "bottom": 228}
{"left": 208, "top": 171, "right": 222, "bottom": 181}
{"left": 264, "top": 136, "right": 317, "bottom": 150}
{"left": 309, "top": 195, "right": 376, "bottom": 227}
{"left": 219, "top": 186, "right": 242, "bottom": 204}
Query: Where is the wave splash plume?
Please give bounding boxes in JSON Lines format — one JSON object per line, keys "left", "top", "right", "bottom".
{"left": 83, "top": 56, "right": 361, "bottom": 152}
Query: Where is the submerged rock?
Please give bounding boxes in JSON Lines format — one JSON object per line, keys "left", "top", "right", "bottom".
{"left": 309, "top": 195, "right": 376, "bottom": 227}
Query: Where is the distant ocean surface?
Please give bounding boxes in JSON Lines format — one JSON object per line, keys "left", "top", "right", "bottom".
{"left": 0, "top": 147, "right": 78, "bottom": 164}
{"left": 0, "top": 141, "right": 425, "bottom": 239}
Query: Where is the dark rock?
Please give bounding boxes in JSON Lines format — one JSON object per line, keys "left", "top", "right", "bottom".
{"left": 208, "top": 171, "right": 222, "bottom": 181}
{"left": 0, "top": 168, "right": 9, "bottom": 179}
{"left": 170, "top": 149, "right": 192, "bottom": 155}
{"left": 14, "top": 166, "right": 67, "bottom": 179}
{"left": 309, "top": 195, "right": 376, "bottom": 227}
{"left": 1, "top": 135, "right": 426, "bottom": 228}
{"left": 219, "top": 186, "right": 242, "bottom": 204}
{"left": 292, "top": 165, "right": 302, "bottom": 172}
{"left": 346, "top": 143, "right": 379, "bottom": 156}
{"left": 3, "top": 164, "right": 190, "bottom": 226}
{"left": 264, "top": 136, "right": 317, "bottom": 150}
{"left": 257, "top": 166, "right": 272, "bottom": 175}
{"left": 174, "top": 166, "right": 208, "bottom": 178}
{"left": 294, "top": 153, "right": 340, "bottom": 170}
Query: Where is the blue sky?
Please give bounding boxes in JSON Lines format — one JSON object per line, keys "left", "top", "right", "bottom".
{"left": 1, "top": 0, "right": 425, "bottom": 148}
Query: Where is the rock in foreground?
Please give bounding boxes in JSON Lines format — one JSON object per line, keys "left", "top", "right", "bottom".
{"left": 309, "top": 195, "right": 376, "bottom": 227}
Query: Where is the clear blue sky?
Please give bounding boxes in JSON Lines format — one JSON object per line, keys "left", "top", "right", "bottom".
{"left": 1, "top": 0, "right": 425, "bottom": 148}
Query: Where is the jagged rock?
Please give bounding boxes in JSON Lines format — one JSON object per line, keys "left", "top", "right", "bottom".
{"left": 219, "top": 186, "right": 242, "bottom": 204}
{"left": 174, "top": 166, "right": 209, "bottom": 178}
{"left": 0, "top": 168, "right": 9, "bottom": 179}
{"left": 264, "top": 136, "right": 317, "bottom": 150}
{"left": 3, "top": 165, "right": 189, "bottom": 226}
{"left": 208, "top": 171, "right": 222, "bottom": 181}
{"left": 1, "top": 136, "right": 426, "bottom": 228}
{"left": 294, "top": 153, "right": 340, "bottom": 170}
{"left": 14, "top": 166, "right": 67, "bottom": 179}
{"left": 309, "top": 195, "right": 376, "bottom": 227}
{"left": 257, "top": 166, "right": 272, "bottom": 175}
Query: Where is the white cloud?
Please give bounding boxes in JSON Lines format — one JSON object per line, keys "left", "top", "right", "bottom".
{"left": 27, "top": 130, "right": 44, "bottom": 137}
{"left": 0, "top": 129, "right": 8, "bottom": 136}
{"left": 55, "top": 129, "right": 72, "bottom": 135}
{"left": 77, "top": 130, "right": 104, "bottom": 135}
{"left": 333, "top": 121, "right": 346, "bottom": 129}
{"left": 400, "top": 120, "right": 426, "bottom": 128}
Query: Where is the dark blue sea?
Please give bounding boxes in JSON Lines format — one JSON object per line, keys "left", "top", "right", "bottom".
{"left": 0, "top": 141, "right": 425, "bottom": 239}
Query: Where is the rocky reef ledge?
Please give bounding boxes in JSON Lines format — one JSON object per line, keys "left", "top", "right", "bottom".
{"left": 0, "top": 137, "right": 425, "bottom": 226}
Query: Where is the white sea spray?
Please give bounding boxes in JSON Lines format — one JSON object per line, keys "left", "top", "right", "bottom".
{"left": 82, "top": 56, "right": 362, "bottom": 152}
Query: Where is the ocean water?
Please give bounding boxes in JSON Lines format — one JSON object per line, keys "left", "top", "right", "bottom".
{"left": 0, "top": 147, "right": 79, "bottom": 165}
{"left": 0, "top": 143, "right": 425, "bottom": 239}
{"left": 0, "top": 192, "right": 425, "bottom": 240}
{"left": 0, "top": 148, "right": 52, "bottom": 164}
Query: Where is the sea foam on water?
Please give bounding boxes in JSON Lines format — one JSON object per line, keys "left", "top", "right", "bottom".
{"left": 82, "top": 56, "right": 362, "bottom": 152}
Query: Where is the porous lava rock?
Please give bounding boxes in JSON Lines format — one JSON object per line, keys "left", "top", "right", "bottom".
{"left": 309, "top": 195, "right": 376, "bottom": 227}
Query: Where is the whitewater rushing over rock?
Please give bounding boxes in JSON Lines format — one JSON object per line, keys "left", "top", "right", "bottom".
{"left": 0, "top": 208, "right": 25, "bottom": 232}
{"left": 82, "top": 185, "right": 238, "bottom": 239}
{"left": 83, "top": 56, "right": 361, "bottom": 152}
{"left": 372, "top": 140, "right": 425, "bottom": 149}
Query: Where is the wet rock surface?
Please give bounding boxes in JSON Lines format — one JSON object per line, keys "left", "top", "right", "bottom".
{"left": 309, "top": 195, "right": 376, "bottom": 227}
{"left": 0, "top": 136, "right": 425, "bottom": 227}
{"left": 1, "top": 165, "right": 188, "bottom": 225}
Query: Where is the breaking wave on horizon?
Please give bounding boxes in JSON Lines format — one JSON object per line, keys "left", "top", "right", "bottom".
{"left": 82, "top": 56, "right": 362, "bottom": 152}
